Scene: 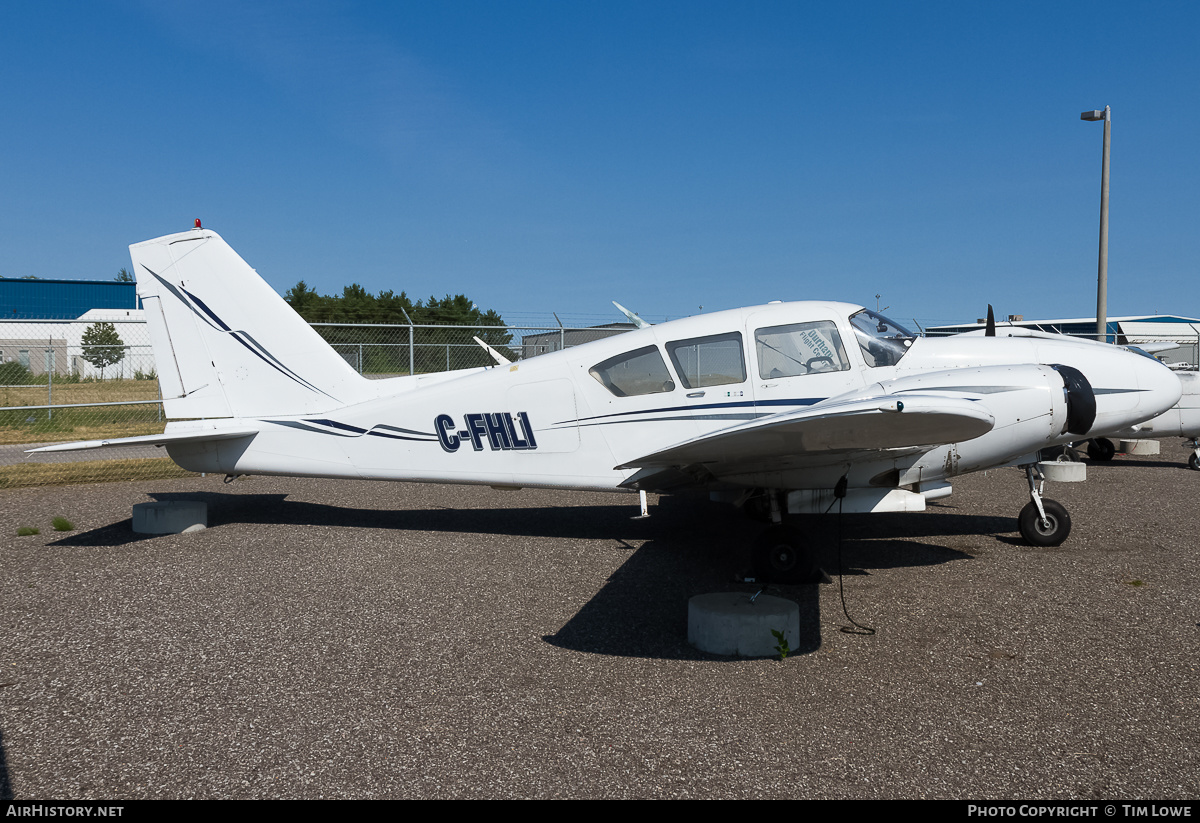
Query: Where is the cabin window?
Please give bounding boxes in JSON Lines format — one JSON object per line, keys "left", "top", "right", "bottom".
{"left": 665, "top": 332, "right": 746, "bottom": 389}
{"left": 755, "top": 321, "right": 850, "bottom": 379}
{"left": 589, "top": 345, "right": 676, "bottom": 397}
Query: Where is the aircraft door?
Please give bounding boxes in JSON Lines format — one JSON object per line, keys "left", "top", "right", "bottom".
{"left": 751, "top": 318, "right": 865, "bottom": 415}
{"left": 577, "top": 343, "right": 698, "bottom": 462}
{"left": 663, "top": 331, "right": 754, "bottom": 437}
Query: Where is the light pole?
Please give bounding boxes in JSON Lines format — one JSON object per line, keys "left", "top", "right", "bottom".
{"left": 1081, "top": 106, "right": 1111, "bottom": 343}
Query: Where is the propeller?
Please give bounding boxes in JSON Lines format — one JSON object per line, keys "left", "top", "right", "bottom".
{"left": 985, "top": 304, "right": 996, "bottom": 337}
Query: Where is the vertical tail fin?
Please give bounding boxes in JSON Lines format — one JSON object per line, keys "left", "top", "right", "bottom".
{"left": 132, "top": 228, "right": 373, "bottom": 419}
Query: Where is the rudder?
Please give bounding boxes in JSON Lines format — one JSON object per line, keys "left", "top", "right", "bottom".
{"left": 132, "top": 228, "right": 372, "bottom": 419}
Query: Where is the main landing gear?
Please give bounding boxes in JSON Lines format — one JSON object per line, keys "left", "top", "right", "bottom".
{"left": 748, "top": 492, "right": 821, "bottom": 584}
{"left": 1018, "top": 464, "right": 1071, "bottom": 547}
{"left": 1187, "top": 438, "right": 1200, "bottom": 472}
{"left": 752, "top": 524, "right": 820, "bottom": 584}
{"left": 744, "top": 465, "right": 1074, "bottom": 577}
{"left": 1086, "top": 437, "right": 1117, "bottom": 462}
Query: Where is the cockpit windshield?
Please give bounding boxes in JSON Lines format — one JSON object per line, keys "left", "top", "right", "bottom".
{"left": 1125, "top": 345, "right": 1165, "bottom": 364}
{"left": 849, "top": 309, "right": 917, "bottom": 367}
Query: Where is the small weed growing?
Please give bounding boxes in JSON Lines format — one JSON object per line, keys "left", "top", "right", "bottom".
{"left": 51, "top": 517, "right": 75, "bottom": 532}
{"left": 771, "top": 628, "right": 790, "bottom": 660}
{"left": 17, "top": 526, "right": 39, "bottom": 536}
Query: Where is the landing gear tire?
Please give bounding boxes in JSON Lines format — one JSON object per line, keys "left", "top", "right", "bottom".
{"left": 1189, "top": 453, "right": 1200, "bottom": 472}
{"left": 752, "top": 525, "right": 818, "bottom": 584}
{"left": 1018, "top": 499, "right": 1071, "bottom": 547}
{"left": 742, "top": 493, "right": 772, "bottom": 523}
{"left": 1087, "top": 437, "right": 1116, "bottom": 461}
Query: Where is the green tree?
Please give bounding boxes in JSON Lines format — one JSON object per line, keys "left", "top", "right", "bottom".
{"left": 282, "top": 281, "right": 511, "bottom": 374}
{"left": 284, "top": 281, "right": 320, "bottom": 316}
{"left": 81, "top": 322, "right": 126, "bottom": 379}
{"left": 412, "top": 294, "right": 514, "bottom": 371}
{"left": 115, "top": 268, "right": 134, "bottom": 282}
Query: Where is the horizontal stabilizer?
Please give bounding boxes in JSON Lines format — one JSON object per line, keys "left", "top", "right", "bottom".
{"left": 617, "top": 394, "right": 994, "bottom": 470}
{"left": 26, "top": 427, "right": 259, "bottom": 454}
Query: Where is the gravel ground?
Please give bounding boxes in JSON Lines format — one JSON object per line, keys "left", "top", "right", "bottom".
{"left": 1, "top": 449, "right": 1197, "bottom": 799}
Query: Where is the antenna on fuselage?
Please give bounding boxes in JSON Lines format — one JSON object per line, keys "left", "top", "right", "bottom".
{"left": 613, "top": 301, "right": 651, "bottom": 329}
{"left": 472, "top": 336, "right": 511, "bottom": 366}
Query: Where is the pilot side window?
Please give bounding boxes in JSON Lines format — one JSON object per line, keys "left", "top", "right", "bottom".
{"left": 589, "top": 345, "right": 676, "bottom": 397}
{"left": 755, "top": 321, "right": 850, "bottom": 379}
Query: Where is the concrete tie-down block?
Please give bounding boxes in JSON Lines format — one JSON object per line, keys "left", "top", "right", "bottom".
{"left": 132, "top": 501, "right": 207, "bottom": 534}
{"left": 1120, "top": 439, "right": 1160, "bottom": 455}
{"left": 688, "top": 592, "right": 799, "bottom": 658}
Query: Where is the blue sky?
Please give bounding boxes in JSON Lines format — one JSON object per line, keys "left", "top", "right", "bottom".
{"left": 1, "top": 1, "right": 1197, "bottom": 328}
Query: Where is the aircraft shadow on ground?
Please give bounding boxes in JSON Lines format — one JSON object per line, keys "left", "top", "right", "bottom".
{"left": 541, "top": 524, "right": 971, "bottom": 659}
{"left": 542, "top": 536, "right": 826, "bottom": 660}
{"left": 48, "top": 492, "right": 998, "bottom": 660}
{"left": 1099, "top": 456, "right": 1190, "bottom": 469}
{"left": 50, "top": 491, "right": 1003, "bottom": 556}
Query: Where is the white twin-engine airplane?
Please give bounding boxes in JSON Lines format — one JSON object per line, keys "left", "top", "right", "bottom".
{"left": 34, "top": 228, "right": 1182, "bottom": 581}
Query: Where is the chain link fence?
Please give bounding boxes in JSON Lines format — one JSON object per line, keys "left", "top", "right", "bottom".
{"left": 4, "top": 316, "right": 1198, "bottom": 489}
{"left": 0, "top": 318, "right": 634, "bottom": 488}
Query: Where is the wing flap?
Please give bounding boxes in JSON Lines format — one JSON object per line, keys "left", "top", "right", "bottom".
{"left": 616, "top": 394, "right": 994, "bottom": 470}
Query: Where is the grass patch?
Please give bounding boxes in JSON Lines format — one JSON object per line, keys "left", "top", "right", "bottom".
{"left": 0, "top": 378, "right": 162, "bottom": 407}
{"left": 0, "top": 379, "right": 166, "bottom": 445}
{"left": 16, "top": 526, "right": 39, "bottom": 536}
{"left": 0, "top": 405, "right": 166, "bottom": 445}
{"left": 0, "top": 458, "right": 192, "bottom": 490}
{"left": 51, "top": 516, "right": 75, "bottom": 531}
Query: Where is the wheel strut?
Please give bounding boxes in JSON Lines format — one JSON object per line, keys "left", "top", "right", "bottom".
{"left": 1018, "top": 463, "right": 1071, "bottom": 546}
{"left": 1024, "top": 464, "right": 1048, "bottom": 525}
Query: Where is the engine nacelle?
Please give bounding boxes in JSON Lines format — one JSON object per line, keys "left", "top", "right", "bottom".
{"left": 864, "top": 364, "right": 1083, "bottom": 478}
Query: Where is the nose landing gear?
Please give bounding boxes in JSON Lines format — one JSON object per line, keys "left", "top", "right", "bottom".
{"left": 1018, "top": 464, "right": 1071, "bottom": 546}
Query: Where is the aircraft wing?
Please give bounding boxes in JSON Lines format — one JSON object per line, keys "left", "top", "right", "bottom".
{"left": 616, "top": 393, "right": 994, "bottom": 477}
{"left": 26, "top": 427, "right": 259, "bottom": 454}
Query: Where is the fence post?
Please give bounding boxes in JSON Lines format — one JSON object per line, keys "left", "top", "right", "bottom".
{"left": 401, "top": 309, "right": 415, "bottom": 376}
{"left": 46, "top": 338, "right": 52, "bottom": 421}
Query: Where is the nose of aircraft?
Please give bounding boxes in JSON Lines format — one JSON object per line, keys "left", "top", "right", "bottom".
{"left": 1134, "top": 350, "right": 1184, "bottom": 416}
{"left": 1091, "top": 347, "right": 1183, "bottom": 435}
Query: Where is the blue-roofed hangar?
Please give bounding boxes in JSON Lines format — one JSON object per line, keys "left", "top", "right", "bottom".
{"left": 0, "top": 279, "right": 140, "bottom": 320}
{"left": 1, "top": 279, "right": 148, "bottom": 378}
